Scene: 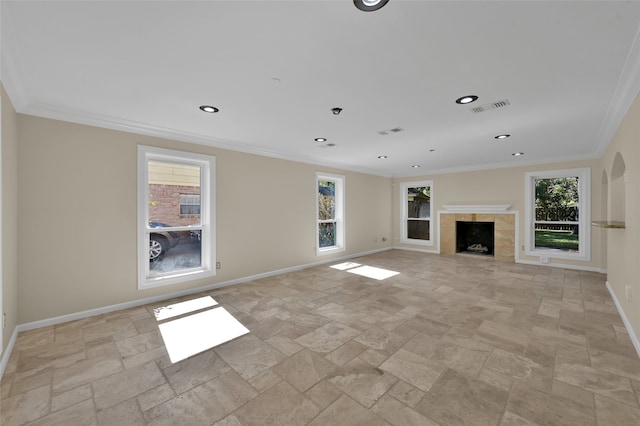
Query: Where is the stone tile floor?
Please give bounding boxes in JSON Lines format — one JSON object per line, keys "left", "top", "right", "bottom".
{"left": 2, "top": 250, "right": 640, "bottom": 425}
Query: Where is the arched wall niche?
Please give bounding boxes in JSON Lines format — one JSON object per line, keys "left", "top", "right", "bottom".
{"left": 610, "top": 152, "right": 626, "bottom": 223}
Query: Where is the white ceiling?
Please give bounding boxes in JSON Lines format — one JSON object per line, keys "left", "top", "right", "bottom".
{"left": 3, "top": 1, "right": 640, "bottom": 177}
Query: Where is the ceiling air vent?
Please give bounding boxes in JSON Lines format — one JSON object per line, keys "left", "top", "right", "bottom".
{"left": 470, "top": 99, "right": 510, "bottom": 113}
{"left": 378, "top": 127, "right": 404, "bottom": 135}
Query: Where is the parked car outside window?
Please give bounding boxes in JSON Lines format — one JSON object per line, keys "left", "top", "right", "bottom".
{"left": 149, "top": 222, "right": 180, "bottom": 261}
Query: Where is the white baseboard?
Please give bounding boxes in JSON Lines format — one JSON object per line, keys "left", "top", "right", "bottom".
{"left": 0, "top": 326, "right": 19, "bottom": 379}
{"left": 12, "top": 247, "right": 393, "bottom": 334}
{"left": 1, "top": 247, "right": 392, "bottom": 379}
{"left": 516, "top": 258, "right": 606, "bottom": 274}
{"left": 391, "top": 245, "right": 440, "bottom": 254}
{"left": 4, "top": 244, "right": 610, "bottom": 379}
{"left": 606, "top": 281, "right": 640, "bottom": 359}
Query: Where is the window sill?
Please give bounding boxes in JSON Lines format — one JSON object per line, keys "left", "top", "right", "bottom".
{"left": 400, "top": 239, "right": 434, "bottom": 246}
{"left": 316, "top": 246, "right": 345, "bottom": 256}
{"left": 591, "top": 221, "right": 625, "bottom": 229}
{"left": 139, "top": 268, "right": 215, "bottom": 290}
{"left": 524, "top": 249, "right": 590, "bottom": 262}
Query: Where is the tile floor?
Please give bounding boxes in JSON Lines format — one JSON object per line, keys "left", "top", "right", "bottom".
{"left": 2, "top": 250, "right": 640, "bottom": 425}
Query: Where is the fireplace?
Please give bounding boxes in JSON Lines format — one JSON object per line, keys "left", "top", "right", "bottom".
{"left": 439, "top": 207, "right": 516, "bottom": 262}
{"left": 456, "top": 221, "right": 494, "bottom": 256}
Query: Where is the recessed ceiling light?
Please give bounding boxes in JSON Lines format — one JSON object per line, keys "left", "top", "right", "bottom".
{"left": 353, "top": 0, "right": 389, "bottom": 12}
{"left": 315, "top": 138, "right": 327, "bottom": 142}
{"left": 429, "top": 149, "right": 436, "bottom": 152}
{"left": 455, "top": 95, "right": 478, "bottom": 105}
{"left": 495, "top": 134, "right": 511, "bottom": 139}
{"left": 512, "top": 152, "right": 524, "bottom": 156}
{"left": 199, "top": 105, "right": 219, "bottom": 113}
{"left": 412, "top": 165, "right": 421, "bottom": 168}
{"left": 378, "top": 155, "right": 388, "bottom": 159}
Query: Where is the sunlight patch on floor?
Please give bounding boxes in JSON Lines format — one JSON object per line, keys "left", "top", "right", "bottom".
{"left": 153, "top": 295, "right": 218, "bottom": 321}
{"left": 155, "top": 296, "right": 249, "bottom": 363}
{"left": 330, "top": 262, "right": 362, "bottom": 270}
{"left": 330, "top": 262, "right": 400, "bottom": 280}
{"left": 347, "top": 265, "right": 400, "bottom": 280}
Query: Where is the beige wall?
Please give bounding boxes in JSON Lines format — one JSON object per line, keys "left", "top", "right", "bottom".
{"left": 8, "top": 91, "right": 639, "bottom": 348}
{"left": 392, "top": 159, "right": 604, "bottom": 271}
{"left": 597, "top": 92, "right": 640, "bottom": 345}
{"left": 16, "top": 115, "right": 392, "bottom": 323}
{"left": 2, "top": 83, "right": 19, "bottom": 353}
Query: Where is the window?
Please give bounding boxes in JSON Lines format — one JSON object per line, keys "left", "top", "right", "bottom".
{"left": 316, "top": 172, "right": 345, "bottom": 255}
{"left": 138, "top": 146, "right": 216, "bottom": 289}
{"left": 524, "top": 168, "right": 590, "bottom": 261}
{"left": 400, "top": 181, "right": 433, "bottom": 245}
{"left": 180, "top": 194, "right": 201, "bottom": 216}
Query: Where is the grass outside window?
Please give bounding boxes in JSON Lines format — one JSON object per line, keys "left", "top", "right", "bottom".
{"left": 534, "top": 229, "right": 579, "bottom": 251}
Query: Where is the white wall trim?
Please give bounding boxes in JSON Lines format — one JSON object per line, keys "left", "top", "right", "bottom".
{"left": 0, "top": 325, "right": 18, "bottom": 379}
{"left": 0, "top": 3, "right": 30, "bottom": 111}
{"left": 442, "top": 204, "right": 511, "bottom": 213}
{"left": 21, "top": 100, "right": 392, "bottom": 178}
{"left": 316, "top": 172, "right": 346, "bottom": 256}
{"left": 0, "top": 246, "right": 615, "bottom": 378}
{"left": 594, "top": 20, "right": 640, "bottom": 158}
{"left": 606, "top": 281, "right": 640, "bottom": 359}
{"left": 523, "top": 168, "right": 591, "bottom": 262}
{"left": 399, "top": 181, "right": 434, "bottom": 247}
{"left": 391, "top": 246, "right": 440, "bottom": 255}
{"left": 137, "top": 145, "right": 216, "bottom": 290}
{"left": 436, "top": 210, "right": 520, "bottom": 263}
{"left": 12, "top": 247, "right": 391, "bottom": 334}
{"left": 516, "top": 258, "right": 605, "bottom": 274}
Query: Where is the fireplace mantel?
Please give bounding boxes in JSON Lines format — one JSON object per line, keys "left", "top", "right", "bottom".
{"left": 442, "top": 204, "right": 511, "bottom": 213}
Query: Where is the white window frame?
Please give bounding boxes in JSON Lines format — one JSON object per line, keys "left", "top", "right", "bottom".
{"left": 316, "top": 172, "right": 345, "bottom": 256}
{"left": 524, "top": 168, "right": 590, "bottom": 261}
{"left": 138, "top": 145, "right": 216, "bottom": 289}
{"left": 400, "top": 180, "right": 434, "bottom": 246}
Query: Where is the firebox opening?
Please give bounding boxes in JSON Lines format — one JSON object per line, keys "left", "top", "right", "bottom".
{"left": 456, "top": 221, "right": 495, "bottom": 257}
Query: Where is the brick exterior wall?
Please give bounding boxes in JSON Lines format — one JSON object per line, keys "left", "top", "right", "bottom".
{"left": 149, "top": 184, "right": 200, "bottom": 226}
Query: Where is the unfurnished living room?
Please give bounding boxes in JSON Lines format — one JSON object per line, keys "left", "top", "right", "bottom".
{"left": 1, "top": 1, "right": 640, "bottom": 425}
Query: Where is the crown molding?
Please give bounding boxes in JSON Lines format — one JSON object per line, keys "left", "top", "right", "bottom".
{"left": 391, "top": 151, "right": 598, "bottom": 179}
{"left": 594, "top": 20, "right": 640, "bottom": 157}
{"left": 0, "top": 3, "right": 30, "bottom": 111}
{"left": 21, "top": 99, "right": 602, "bottom": 181}
{"left": 22, "top": 100, "right": 391, "bottom": 178}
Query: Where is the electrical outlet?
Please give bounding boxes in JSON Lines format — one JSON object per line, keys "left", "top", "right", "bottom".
{"left": 2, "top": 313, "right": 6, "bottom": 329}
{"left": 625, "top": 285, "right": 632, "bottom": 301}
{"left": 540, "top": 255, "right": 550, "bottom": 264}
{"left": 216, "top": 261, "right": 221, "bottom": 270}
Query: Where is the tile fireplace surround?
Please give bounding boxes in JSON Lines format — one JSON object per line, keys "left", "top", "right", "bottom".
{"left": 440, "top": 207, "right": 516, "bottom": 262}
